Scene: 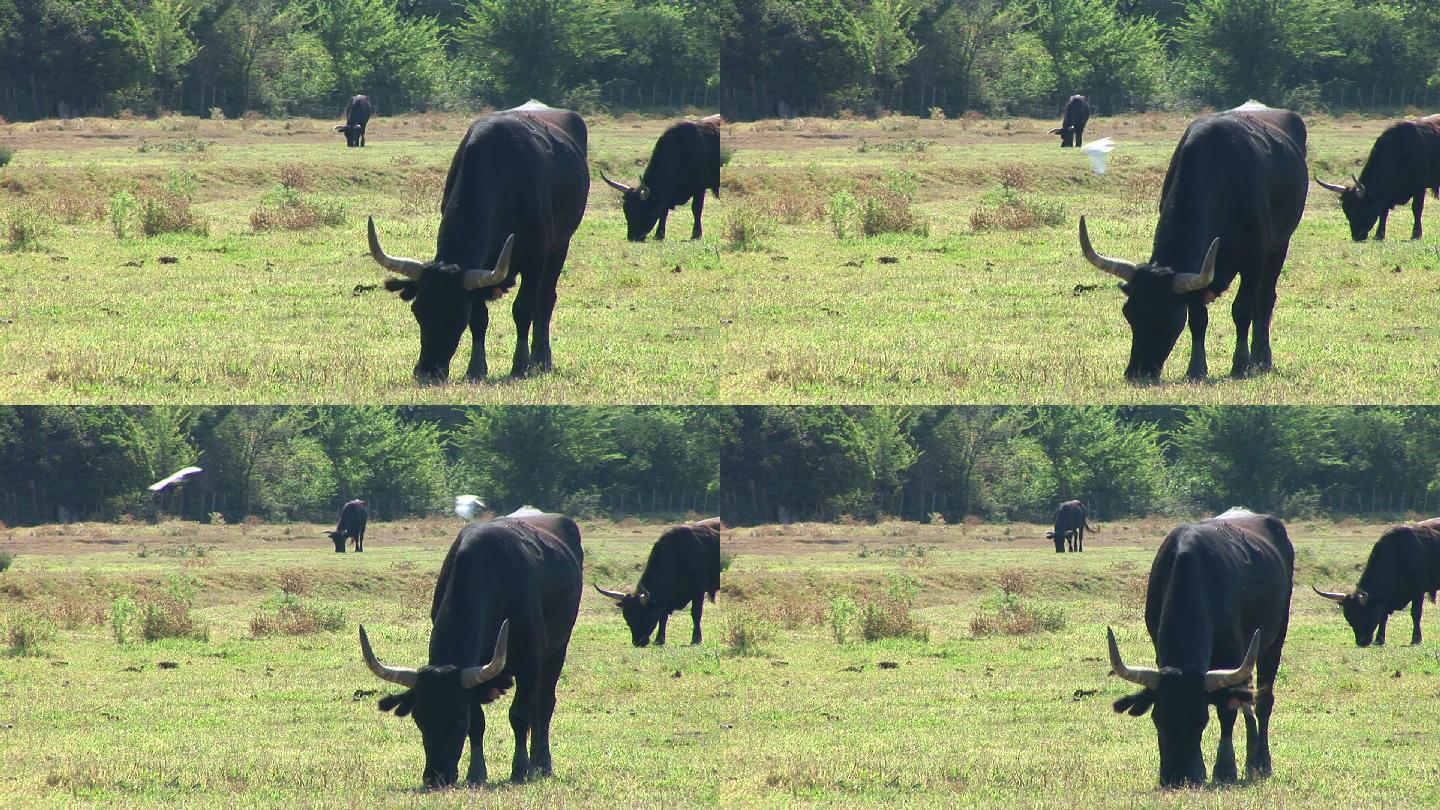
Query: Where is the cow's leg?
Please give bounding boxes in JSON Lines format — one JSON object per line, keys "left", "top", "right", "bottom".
{"left": 1376, "top": 208, "right": 1389, "bottom": 240}
{"left": 691, "top": 595, "right": 704, "bottom": 644}
{"left": 1248, "top": 247, "right": 1286, "bottom": 373}
{"left": 507, "top": 680, "right": 535, "bottom": 782}
{"left": 529, "top": 652, "right": 566, "bottom": 778}
{"left": 1376, "top": 613, "right": 1389, "bottom": 645}
{"left": 1212, "top": 705, "right": 1239, "bottom": 783}
{"left": 527, "top": 247, "right": 566, "bottom": 374}
{"left": 654, "top": 208, "right": 668, "bottom": 240}
{"left": 510, "top": 275, "right": 537, "bottom": 377}
{"left": 357, "top": 526, "right": 364, "bottom": 552}
{"left": 1185, "top": 300, "right": 1209, "bottom": 379}
{"left": 465, "top": 300, "right": 489, "bottom": 380}
{"left": 465, "top": 707, "right": 488, "bottom": 784}
{"left": 691, "top": 194, "right": 705, "bottom": 240}
{"left": 1229, "top": 269, "right": 1259, "bottom": 377}
{"left": 1247, "top": 640, "right": 1282, "bottom": 779}
{"left": 1076, "top": 526, "right": 1084, "bottom": 552}
{"left": 1413, "top": 192, "right": 1425, "bottom": 239}
{"left": 654, "top": 612, "right": 669, "bottom": 646}
{"left": 1075, "top": 129, "right": 1083, "bottom": 148}
{"left": 1411, "top": 595, "right": 1424, "bottom": 644}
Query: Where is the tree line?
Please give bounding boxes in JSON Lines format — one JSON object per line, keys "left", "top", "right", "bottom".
{"left": 720, "top": 0, "right": 1440, "bottom": 120}
{"left": 0, "top": 0, "right": 719, "bottom": 122}
{"left": 719, "top": 406, "right": 1440, "bottom": 526}
{"left": 0, "top": 406, "right": 721, "bottom": 526}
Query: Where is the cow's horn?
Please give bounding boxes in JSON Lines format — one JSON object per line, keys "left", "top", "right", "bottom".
{"left": 1355, "top": 588, "right": 1370, "bottom": 606}
{"left": 1048, "top": 127, "right": 1063, "bottom": 134}
{"left": 1079, "top": 217, "right": 1137, "bottom": 282}
{"left": 359, "top": 624, "right": 419, "bottom": 687}
{"left": 367, "top": 216, "right": 425, "bottom": 280}
{"left": 1311, "top": 585, "right": 1347, "bottom": 602}
{"left": 461, "top": 620, "right": 510, "bottom": 688}
{"left": 636, "top": 182, "right": 651, "bottom": 202}
{"left": 1354, "top": 178, "right": 1367, "bottom": 199}
{"left": 1204, "top": 630, "right": 1261, "bottom": 692}
{"left": 594, "top": 583, "right": 628, "bottom": 601}
{"left": 1314, "top": 175, "right": 1347, "bottom": 194}
{"left": 1172, "top": 237, "right": 1219, "bottom": 294}
{"left": 1106, "top": 627, "right": 1161, "bottom": 689}
{"left": 461, "top": 233, "right": 515, "bottom": 290}
{"left": 600, "top": 170, "right": 632, "bottom": 194}
{"left": 334, "top": 124, "right": 346, "bottom": 132}
{"left": 637, "top": 584, "right": 653, "bottom": 605}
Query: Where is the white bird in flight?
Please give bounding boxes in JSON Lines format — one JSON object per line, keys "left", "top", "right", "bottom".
{"left": 454, "top": 495, "right": 486, "bottom": 519}
{"left": 148, "top": 466, "right": 203, "bottom": 492}
{"left": 1081, "top": 137, "right": 1118, "bottom": 175}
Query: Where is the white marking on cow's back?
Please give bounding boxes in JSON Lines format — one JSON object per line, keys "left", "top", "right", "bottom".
{"left": 1216, "top": 506, "right": 1257, "bottom": 519}
{"left": 1230, "top": 100, "right": 1270, "bottom": 112}
{"left": 512, "top": 100, "right": 554, "bottom": 112}
{"left": 508, "top": 505, "right": 545, "bottom": 517}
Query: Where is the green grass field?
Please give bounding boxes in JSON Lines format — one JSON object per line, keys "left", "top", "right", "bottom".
{"left": 0, "top": 112, "right": 727, "bottom": 403}
{"left": 3, "top": 516, "right": 1438, "bottom": 807}
{"left": 722, "top": 111, "right": 1440, "bottom": 403}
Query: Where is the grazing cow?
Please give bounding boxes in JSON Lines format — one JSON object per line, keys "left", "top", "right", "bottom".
{"left": 326, "top": 498, "right": 368, "bottom": 553}
{"left": 369, "top": 101, "right": 589, "bottom": 382}
{"left": 1105, "top": 508, "right": 1294, "bottom": 788}
{"left": 334, "top": 95, "right": 372, "bottom": 147}
{"left": 1315, "top": 114, "right": 1440, "bottom": 241}
{"left": 358, "top": 511, "right": 583, "bottom": 788}
{"left": 594, "top": 517, "right": 722, "bottom": 647}
{"left": 1313, "top": 517, "right": 1440, "bottom": 646}
{"left": 601, "top": 115, "right": 720, "bottom": 241}
{"left": 1050, "top": 95, "right": 1091, "bottom": 148}
{"left": 1079, "top": 104, "right": 1308, "bottom": 381}
{"left": 1046, "top": 499, "right": 1095, "bottom": 553}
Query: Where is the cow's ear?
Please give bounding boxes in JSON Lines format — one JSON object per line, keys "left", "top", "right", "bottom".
{"left": 1208, "top": 686, "right": 1255, "bottom": 710}
{"left": 378, "top": 690, "right": 416, "bottom": 716}
{"left": 384, "top": 278, "right": 420, "bottom": 301}
{"left": 1113, "top": 690, "right": 1155, "bottom": 716}
{"left": 1117, "top": 282, "right": 1133, "bottom": 297}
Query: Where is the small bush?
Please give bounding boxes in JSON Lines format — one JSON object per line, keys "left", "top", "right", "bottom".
{"left": 859, "top": 575, "right": 929, "bottom": 642}
{"left": 725, "top": 609, "right": 774, "bottom": 656}
{"left": 277, "top": 163, "right": 313, "bottom": 191}
{"left": 0, "top": 146, "right": 14, "bottom": 167}
{"left": 109, "top": 190, "right": 140, "bottom": 238}
{"left": 6, "top": 613, "right": 54, "bottom": 656}
{"left": 969, "top": 592, "right": 1066, "bottom": 637}
{"left": 718, "top": 551, "right": 735, "bottom": 572}
{"left": 855, "top": 138, "right": 932, "bottom": 154}
{"left": 725, "top": 205, "right": 777, "bottom": 250}
{"left": 110, "top": 595, "right": 138, "bottom": 644}
{"left": 828, "top": 190, "right": 859, "bottom": 239}
{"left": 718, "top": 147, "right": 734, "bottom": 167}
{"left": 250, "top": 592, "right": 345, "bottom": 636}
{"left": 141, "top": 190, "right": 206, "bottom": 236}
{"left": 142, "top": 597, "right": 208, "bottom": 641}
{"left": 6, "top": 208, "right": 55, "bottom": 250}
{"left": 861, "top": 189, "right": 928, "bottom": 237}
{"left": 277, "top": 569, "right": 312, "bottom": 597}
{"left": 828, "top": 594, "right": 858, "bottom": 644}
{"left": 250, "top": 185, "right": 346, "bottom": 232}
{"left": 136, "top": 138, "right": 212, "bottom": 154}
{"left": 970, "top": 186, "right": 1066, "bottom": 232}
{"left": 0, "top": 551, "right": 13, "bottom": 572}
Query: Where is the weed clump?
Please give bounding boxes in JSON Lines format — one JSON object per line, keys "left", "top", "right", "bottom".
{"left": 724, "top": 608, "right": 775, "bottom": 656}
{"left": 5, "top": 208, "right": 55, "bottom": 250}
{"left": 250, "top": 591, "right": 345, "bottom": 636}
{"left": 6, "top": 613, "right": 54, "bottom": 656}
{"left": 0, "top": 145, "right": 14, "bottom": 167}
{"left": 140, "top": 575, "right": 209, "bottom": 642}
{"left": 725, "top": 204, "right": 777, "bottom": 250}
{"left": 250, "top": 185, "right": 346, "bottom": 232}
{"left": 969, "top": 591, "right": 1066, "bottom": 637}
{"left": 970, "top": 185, "right": 1066, "bottom": 231}
{"left": 0, "top": 551, "right": 13, "bottom": 572}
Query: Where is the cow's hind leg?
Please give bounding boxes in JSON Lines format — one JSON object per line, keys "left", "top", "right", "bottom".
{"left": 1411, "top": 595, "right": 1424, "bottom": 644}
{"left": 465, "top": 301, "right": 489, "bottom": 380}
{"left": 1212, "top": 706, "right": 1240, "bottom": 783}
{"left": 1413, "top": 192, "right": 1426, "bottom": 240}
{"left": 465, "top": 707, "right": 488, "bottom": 784}
{"left": 1250, "top": 246, "right": 1286, "bottom": 373}
{"left": 691, "top": 194, "right": 705, "bottom": 240}
{"left": 510, "top": 274, "right": 537, "bottom": 377}
{"left": 1229, "top": 266, "right": 1261, "bottom": 377}
{"left": 529, "top": 247, "right": 566, "bottom": 374}
{"left": 1076, "top": 526, "right": 1084, "bottom": 553}
{"left": 1376, "top": 208, "right": 1389, "bottom": 240}
{"left": 1185, "top": 300, "right": 1209, "bottom": 379}
{"left": 1376, "top": 613, "right": 1389, "bottom": 645}
{"left": 1246, "top": 640, "right": 1282, "bottom": 779}
{"left": 1075, "top": 129, "right": 1083, "bottom": 148}
{"left": 654, "top": 208, "right": 669, "bottom": 241}
{"left": 691, "top": 594, "right": 704, "bottom": 644}
{"left": 507, "top": 680, "right": 535, "bottom": 782}
{"left": 529, "top": 651, "right": 566, "bottom": 778}
{"left": 654, "top": 612, "right": 669, "bottom": 646}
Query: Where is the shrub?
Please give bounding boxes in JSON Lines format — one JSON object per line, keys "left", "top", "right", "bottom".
{"left": 969, "top": 592, "right": 1066, "bottom": 637}
{"left": 277, "top": 163, "right": 313, "bottom": 191}
{"left": 970, "top": 186, "right": 1066, "bottom": 232}
{"left": 828, "top": 594, "right": 859, "bottom": 644}
{"left": 276, "top": 569, "right": 312, "bottom": 597}
{"left": 828, "top": 190, "right": 859, "bottom": 239}
{"left": 861, "top": 189, "right": 928, "bottom": 237}
{"left": 5, "top": 208, "right": 55, "bottom": 250}
{"left": 250, "top": 592, "right": 345, "bottom": 636}
{"left": 141, "top": 190, "right": 207, "bottom": 236}
{"left": 0, "top": 145, "right": 14, "bottom": 167}
{"left": 0, "top": 551, "right": 13, "bottom": 572}
{"left": 110, "top": 595, "right": 138, "bottom": 644}
{"left": 725, "top": 205, "right": 777, "bottom": 250}
{"left": 142, "top": 598, "right": 208, "bottom": 641}
{"left": 6, "top": 613, "right": 53, "bottom": 656}
{"left": 859, "top": 575, "right": 929, "bottom": 642}
{"left": 724, "top": 609, "right": 774, "bottom": 656}
{"left": 718, "top": 147, "right": 734, "bottom": 167}
{"left": 249, "top": 185, "right": 346, "bottom": 232}
{"left": 109, "top": 190, "right": 139, "bottom": 238}
{"left": 718, "top": 551, "right": 735, "bottom": 573}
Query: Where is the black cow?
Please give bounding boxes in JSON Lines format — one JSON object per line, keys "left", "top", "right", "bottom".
{"left": 1046, "top": 499, "right": 1095, "bottom": 553}
{"left": 1105, "top": 508, "right": 1293, "bottom": 788}
{"left": 334, "top": 95, "right": 372, "bottom": 147}
{"left": 1079, "top": 104, "right": 1308, "bottom": 382}
{"left": 1315, "top": 114, "right": 1440, "bottom": 241}
{"left": 1313, "top": 517, "right": 1440, "bottom": 646}
{"left": 358, "top": 511, "right": 583, "bottom": 788}
{"left": 325, "top": 498, "right": 368, "bottom": 553}
{"left": 594, "top": 517, "right": 722, "bottom": 647}
{"left": 369, "top": 101, "right": 589, "bottom": 381}
{"left": 601, "top": 114, "right": 720, "bottom": 241}
{"left": 1049, "top": 95, "right": 1090, "bottom": 148}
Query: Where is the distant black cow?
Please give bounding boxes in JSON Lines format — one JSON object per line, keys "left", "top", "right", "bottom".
{"left": 594, "top": 517, "right": 722, "bottom": 647}
{"left": 1079, "top": 103, "right": 1308, "bottom": 382}
{"left": 1046, "top": 499, "right": 1095, "bottom": 553}
{"left": 359, "top": 510, "right": 583, "bottom": 788}
{"left": 1313, "top": 517, "right": 1440, "bottom": 646}
{"left": 369, "top": 101, "right": 589, "bottom": 381}
{"left": 325, "top": 499, "right": 368, "bottom": 553}
{"left": 334, "top": 95, "right": 372, "bottom": 147}
{"left": 601, "top": 114, "right": 720, "bottom": 241}
{"left": 1050, "top": 95, "right": 1090, "bottom": 148}
{"left": 1106, "top": 508, "right": 1293, "bottom": 788}
{"left": 1315, "top": 114, "right": 1440, "bottom": 241}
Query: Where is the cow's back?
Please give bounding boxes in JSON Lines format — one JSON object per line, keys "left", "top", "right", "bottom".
{"left": 645, "top": 120, "right": 720, "bottom": 203}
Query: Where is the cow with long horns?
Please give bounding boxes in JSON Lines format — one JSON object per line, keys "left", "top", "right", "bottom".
{"left": 1049, "top": 95, "right": 1090, "bottom": 148}
{"left": 1079, "top": 104, "right": 1308, "bottom": 382}
{"left": 325, "top": 498, "right": 368, "bottom": 552}
{"left": 334, "top": 95, "right": 372, "bottom": 147}
{"left": 1313, "top": 517, "right": 1440, "bottom": 646}
{"left": 601, "top": 115, "right": 720, "bottom": 242}
{"left": 1046, "top": 499, "right": 1095, "bottom": 553}
{"left": 369, "top": 101, "right": 589, "bottom": 382}
{"left": 358, "top": 511, "right": 583, "bottom": 788}
{"left": 1105, "top": 508, "right": 1293, "bottom": 788}
{"left": 595, "top": 517, "right": 722, "bottom": 647}
{"left": 1315, "top": 114, "right": 1440, "bottom": 241}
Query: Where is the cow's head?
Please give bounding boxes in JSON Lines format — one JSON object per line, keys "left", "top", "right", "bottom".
{"left": 326, "top": 530, "right": 347, "bottom": 553}
{"left": 1049, "top": 126, "right": 1076, "bottom": 147}
{"left": 1106, "top": 627, "right": 1260, "bottom": 788}
{"left": 594, "top": 583, "right": 662, "bottom": 646}
{"left": 1078, "top": 217, "right": 1219, "bottom": 382}
{"left": 1315, "top": 175, "right": 1382, "bottom": 241}
{"left": 600, "top": 172, "right": 658, "bottom": 242}
{"left": 367, "top": 216, "right": 514, "bottom": 383}
{"left": 360, "top": 622, "right": 511, "bottom": 789}
{"left": 334, "top": 123, "right": 363, "bottom": 147}
{"left": 1312, "top": 585, "right": 1383, "bottom": 646}
{"left": 1045, "top": 530, "right": 1065, "bottom": 553}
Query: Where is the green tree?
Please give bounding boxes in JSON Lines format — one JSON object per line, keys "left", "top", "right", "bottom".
{"left": 1174, "top": 0, "right": 1337, "bottom": 107}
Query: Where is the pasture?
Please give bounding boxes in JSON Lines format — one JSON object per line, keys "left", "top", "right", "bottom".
{"left": 722, "top": 111, "right": 1440, "bottom": 403}
{"left": 0, "top": 112, "right": 727, "bottom": 403}
{"left": 3, "top": 516, "right": 1439, "bottom": 806}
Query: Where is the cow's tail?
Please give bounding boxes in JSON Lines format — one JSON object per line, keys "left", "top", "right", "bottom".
{"left": 1085, "top": 519, "right": 1098, "bottom": 532}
